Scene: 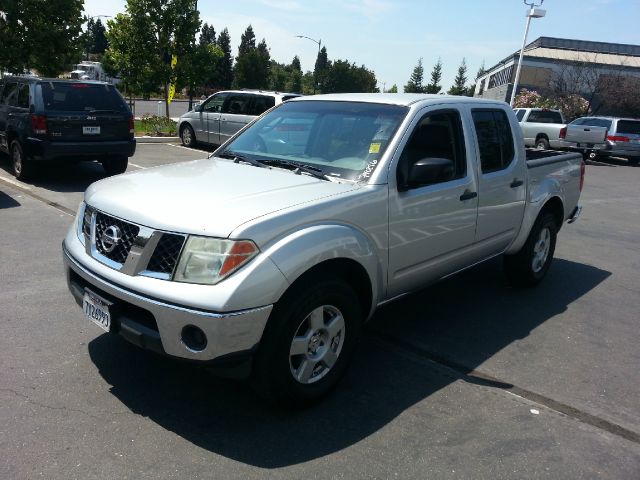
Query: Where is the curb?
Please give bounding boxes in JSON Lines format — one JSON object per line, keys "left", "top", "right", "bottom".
{"left": 134, "top": 136, "right": 180, "bottom": 144}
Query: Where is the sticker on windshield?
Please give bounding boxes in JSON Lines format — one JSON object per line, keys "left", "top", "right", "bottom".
{"left": 358, "top": 159, "right": 379, "bottom": 180}
{"left": 369, "top": 142, "right": 381, "bottom": 154}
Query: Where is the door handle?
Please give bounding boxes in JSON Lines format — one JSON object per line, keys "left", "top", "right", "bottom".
{"left": 510, "top": 179, "right": 524, "bottom": 188}
{"left": 459, "top": 190, "right": 478, "bottom": 201}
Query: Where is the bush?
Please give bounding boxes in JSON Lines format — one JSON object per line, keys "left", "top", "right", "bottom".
{"left": 136, "top": 114, "right": 177, "bottom": 136}
{"left": 514, "top": 88, "right": 589, "bottom": 121}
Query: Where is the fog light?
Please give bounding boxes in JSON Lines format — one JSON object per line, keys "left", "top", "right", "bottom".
{"left": 181, "top": 325, "right": 207, "bottom": 352}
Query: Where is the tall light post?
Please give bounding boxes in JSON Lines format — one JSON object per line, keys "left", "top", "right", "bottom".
{"left": 295, "top": 35, "right": 321, "bottom": 93}
{"left": 509, "top": 0, "right": 545, "bottom": 107}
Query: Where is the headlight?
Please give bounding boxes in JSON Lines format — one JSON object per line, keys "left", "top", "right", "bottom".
{"left": 174, "top": 237, "right": 259, "bottom": 285}
{"left": 76, "top": 202, "right": 88, "bottom": 244}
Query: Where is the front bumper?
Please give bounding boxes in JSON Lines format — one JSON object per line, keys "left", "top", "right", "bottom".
{"left": 63, "top": 245, "right": 272, "bottom": 365}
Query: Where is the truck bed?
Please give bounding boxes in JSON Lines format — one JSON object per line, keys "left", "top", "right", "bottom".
{"left": 525, "top": 148, "right": 581, "bottom": 166}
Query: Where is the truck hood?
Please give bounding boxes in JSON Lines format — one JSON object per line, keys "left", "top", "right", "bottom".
{"left": 85, "top": 157, "right": 360, "bottom": 238}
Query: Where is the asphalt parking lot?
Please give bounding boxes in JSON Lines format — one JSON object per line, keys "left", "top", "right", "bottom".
{"left": 1, "top": 144, "right": 639, "bottom": 479}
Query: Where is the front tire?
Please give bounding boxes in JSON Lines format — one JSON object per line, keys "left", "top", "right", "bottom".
{"left": 180, "top": 124, "right": 196, "bottom": 148}
{"left": 252, "top": 275, "right": 361, "bottom": 408}
{"left": 11, "top": 140, "right": 32, "bottom": 181}
{"left": 102, "top": 156, "right": 128, "bottom": 176}
{"left": 504, "top": 212, "right": 558, "bottom": 287}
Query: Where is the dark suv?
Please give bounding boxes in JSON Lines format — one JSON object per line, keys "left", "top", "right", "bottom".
{"left": 0, "top": 76, "right": 136, "bottom": 180}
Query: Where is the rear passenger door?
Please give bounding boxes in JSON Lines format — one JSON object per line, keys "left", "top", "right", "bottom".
{"left": 471, "top": 108, "right": 526, "bottom": 255}
{"left": 0, "top": 82, "right": 18, "bottom": 151}
{"left": 219, "top": 93, "right": 254, "bottom": 144}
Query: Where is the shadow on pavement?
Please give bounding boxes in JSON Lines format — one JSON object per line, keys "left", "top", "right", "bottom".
{"left": 0, "top": 157, "right": 107, "bottom": 193}
{"left": 88, "top": 257, "right": 610, "bottom": 467}
{"left": 0, "top": 190, "right": 21, "bottom": 209}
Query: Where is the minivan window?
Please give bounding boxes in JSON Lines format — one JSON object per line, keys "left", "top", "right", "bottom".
{"left": 222, "top": 94, "right": 251, "bottom": 115}
{"left": 515, "top": 109, "right": 526, "bottom": 121}
{"left": 472, "top": 109, "right": 515, "bottom": 173}
{"left": 40, "top": 82, "right": 127, "bottom": 112}
{"left": 249, "top": 95, "right": 275, "bottom": 116}
{"left": 617, "top": 120, "right": 640, "bottom": 135}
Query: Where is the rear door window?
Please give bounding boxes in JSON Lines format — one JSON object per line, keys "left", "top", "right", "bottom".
{"left": 222, "top": 94, "right": 252, "bottom": 115}
{"left": 515, "top": 109, "right": 526, "bottom": 121}
{"left": 40, "top": 82, "right": 128, "bottom": 112}
{"left": 472, "top": 109, "right": 515, "bottom": 173}
{"left": 527, "top": 110, "right": 562, "bottom": 123}
{"left": 616, "top": 120, "right": 640, "bottom": 135}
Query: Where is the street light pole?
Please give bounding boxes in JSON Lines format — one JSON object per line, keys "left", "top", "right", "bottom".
{"left": 295, "top": 35, "right": 321, "bottom": 93}
{"left": 509, "top": 0, "right": 545, "bottom": 107}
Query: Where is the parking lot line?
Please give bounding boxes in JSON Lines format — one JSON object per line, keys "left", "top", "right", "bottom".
{"left": 0, "top": 175, "right": 74, "bottom": 216}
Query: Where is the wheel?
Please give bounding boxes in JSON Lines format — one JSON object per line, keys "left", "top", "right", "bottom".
{"left": 504, "top": 212, "right": 558, "bottom": 287}
{"left": 535, "top": 137, "right": 550, "bottom": 150}
{"left": 102, "top": 156, "right": 128, "bottom": 176}
{"left": 180, "top": 124, "right": 196, "bottom": 148}
{"left": 252, "top": 275, "right": 361, "bottom": 408}
{"left": 11, "top": 140, "right": 33, "bottom": 181}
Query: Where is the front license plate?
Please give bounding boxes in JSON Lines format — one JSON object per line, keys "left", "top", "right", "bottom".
{"left": 83, "top": 126, "right": 100, "bottom": 135}
{"left": 83, "top": 290, "right": 111, "bottom": 332}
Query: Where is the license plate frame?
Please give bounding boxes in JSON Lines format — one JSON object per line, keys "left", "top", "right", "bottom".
{"left": 83, "top": 289, "right": 112, "bottom": 332}
{"left": 82, "top": 126, "right": 101, "bottom": 135}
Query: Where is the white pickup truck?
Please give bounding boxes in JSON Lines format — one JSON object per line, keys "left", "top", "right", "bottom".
{"left": 514, "top": 107, "right": 568, "bottom": 150}
{"left": 63, "top": 94, "right": 584, "bottom": 406}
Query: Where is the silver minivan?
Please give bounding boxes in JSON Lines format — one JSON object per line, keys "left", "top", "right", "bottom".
{"left": 178, "top": 90, "right": 300, "bottom": 148}
{"left": 568, "top": 116, "right": 640, "bottom": 165}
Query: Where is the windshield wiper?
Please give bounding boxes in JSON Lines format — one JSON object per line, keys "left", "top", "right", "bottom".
{"left": 262, "top": 159, "right": 331, "bottom": 181}
{"left": 217, "top": 150, "right": 266, "bottom": 168}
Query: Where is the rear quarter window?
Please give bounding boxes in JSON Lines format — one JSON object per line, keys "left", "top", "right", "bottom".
{"left": 40, "top": 82, "right": 128, "bottom": 112}
{"left": 616, "top": 120, "right": 640, "bottom": 135}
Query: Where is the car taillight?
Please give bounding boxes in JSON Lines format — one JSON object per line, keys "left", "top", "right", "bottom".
{"left": 579, "top": 160, "right": 585, "bottom": 192}
{"left": 30, "top": 114, "right": 48, "bottom": 135}
{"left": 559, "top": 127, "right": 567, "bottom": 139}
{"left": 128, "top": 116, "right": 135, "bottom": 135}
{"left": 607, "top": 135, "right": 629, "bottom": 142}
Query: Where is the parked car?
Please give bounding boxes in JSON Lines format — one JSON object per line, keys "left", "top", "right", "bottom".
{"left": 564, "top": 116, "right": 640, "bottom": 165}
{"left": 514, "top": 107, "right": 568, "bottom": 150}
{"left": 177, "top": 89, "right": 300, "bottom": 148}
{"left": 63, "top": 94, "right": 584, "bottom": 406}
{"left": 0, "top": 76, "right": 135, "bottom": 180}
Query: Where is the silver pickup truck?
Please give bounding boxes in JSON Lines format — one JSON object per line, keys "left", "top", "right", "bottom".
{"left": 515, "top": 108, "right": 569, "bottom": 150}
{"left": 63, "top": 94, "right": 584, "bottom": 406}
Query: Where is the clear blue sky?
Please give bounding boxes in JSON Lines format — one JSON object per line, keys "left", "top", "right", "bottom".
{"left": 84, "top": 0, "right": 640, "bottom": 91}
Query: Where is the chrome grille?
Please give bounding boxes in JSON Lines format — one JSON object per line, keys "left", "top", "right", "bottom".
{"left": 94, "top": 212, "right": 140, "bottom": 264}
{"left": 147, "top": 233, "right": 185, "bottom": 275}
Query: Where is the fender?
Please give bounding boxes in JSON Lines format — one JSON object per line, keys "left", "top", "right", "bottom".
{"left": 262, "top": 223, "right": 384, "bottom": 317}
{"left": 506, "top": 176, "right": 565, "bottom": 255}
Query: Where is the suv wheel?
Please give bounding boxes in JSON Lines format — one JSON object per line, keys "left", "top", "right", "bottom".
{"left": 180, "top": 124, "right": 196, "bottom": 148}
{"left": 252, "top": 275, "right": 361, "bottom": 408}
{"left": 102, "top": 156, "right": 128, "bottom": 176}
{"left": 11, "top": 140, "right": 32, "bottom": 181}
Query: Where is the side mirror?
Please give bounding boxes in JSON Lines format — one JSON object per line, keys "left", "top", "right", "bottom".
{"left": 193, "top": 103, "right": 202, "bottom": 112}
{"left": 407, "top": 157, "right": 455, "bottom": 188}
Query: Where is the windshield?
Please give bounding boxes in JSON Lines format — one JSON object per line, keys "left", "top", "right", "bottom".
{"left": 220, "top": 100, "right": 408, "bottom": 181}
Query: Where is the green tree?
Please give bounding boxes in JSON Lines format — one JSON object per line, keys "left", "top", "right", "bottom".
{"left": 314, "top": 46, "right": 329, "bottom": 93}
{"left": 0, "top": 0, "right": 83, "bottom": 77}
{"left": 103, "top": 0, "right": 201, "bottom": 117}
{"left": 448, "top": 58, "right": 468, "bottom": 95}
{"left": 323, "top": 60, "right": 377, "bottom": 93}
{"left": 291, "top": 55, "right": 302, "bottom": 73}
{"left": 386, "top": 84, "right": 398, "bottom": 93}
{"left": 424, "top": 58, "right": 443, "bottom": 94}
{"left": 199, "top": 22, "right": 216, "bottom": 46}
{"left": 216, "top": 28, "right": 233, "bottom": 89}
{"left": 404, "top": 58, "right": 426, "bottom": 93}
{"left": 233, "top": 30, "right": 270, "bottom": 89}
{"left": 86, "top": 18, "right": 108, "bottom": 56}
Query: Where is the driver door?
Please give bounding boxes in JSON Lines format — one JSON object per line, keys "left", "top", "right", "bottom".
{"left": 200, "top": 92, "right": 228, "bottom": 145}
